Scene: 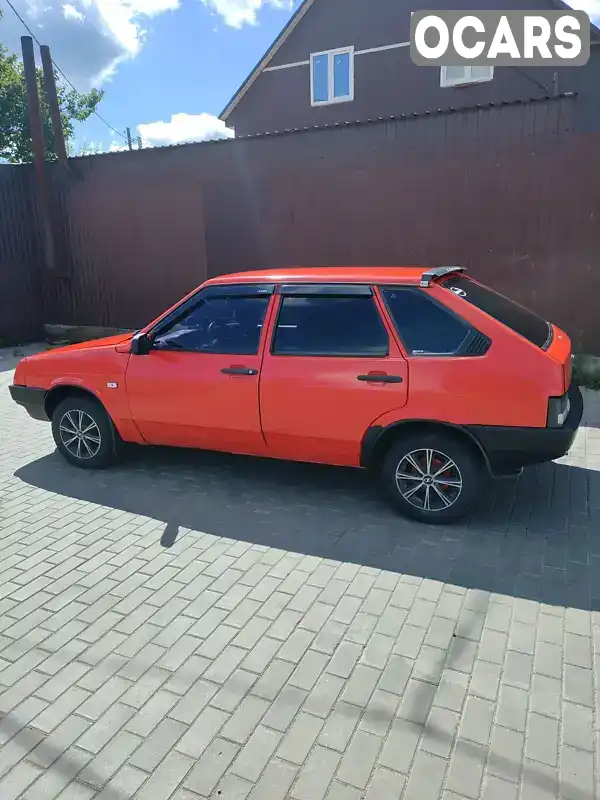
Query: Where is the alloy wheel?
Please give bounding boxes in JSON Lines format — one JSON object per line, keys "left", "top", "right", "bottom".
{"left": 59, "top": 410, "right": 102, "bottom": 460}
{"left": 395, "top": 448, "right": 463, "bottom": 512}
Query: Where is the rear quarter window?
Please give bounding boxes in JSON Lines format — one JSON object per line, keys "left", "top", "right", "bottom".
{"left": 380, "top": 288, "right": 471, "bottom": 355}
{"left": 443, "top": 276, "right": 552, "bottom": 349}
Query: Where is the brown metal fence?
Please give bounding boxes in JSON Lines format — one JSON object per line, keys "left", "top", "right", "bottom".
{"left": 44, "top": 156, "right": 209, "bottom": 331}
{"left": 2, "top": 94, "right": 600, "bottom": 351}
{"left": 0, "top": 166, "right": 43, "bottom": 345}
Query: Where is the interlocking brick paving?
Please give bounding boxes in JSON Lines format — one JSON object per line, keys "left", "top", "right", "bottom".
{"left": 1, "top": 344, "right": 600, "bottom": 799}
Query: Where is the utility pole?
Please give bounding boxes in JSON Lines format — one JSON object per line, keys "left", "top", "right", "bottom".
{"left": 39, "top": 44, "right": 68, "bottom": 167}
{"left": 126, "top": 127, "right": 133, "bottom": 150}
{"left": 137, "top": 136, "right": 143, "bottom": 150}
{"left": 21, "top": 35, "right": 55, "bottom": 270}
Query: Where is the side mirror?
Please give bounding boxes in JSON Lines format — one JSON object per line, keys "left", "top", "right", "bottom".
{"left": 131, "top": 331, "right": 152, "bottom": 356}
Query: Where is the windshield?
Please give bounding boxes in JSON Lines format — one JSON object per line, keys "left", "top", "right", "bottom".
{"left": 443, "top": 276, "right": 552, "bottom": 350}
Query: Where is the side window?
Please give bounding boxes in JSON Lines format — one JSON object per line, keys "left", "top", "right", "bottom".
{"left": 443, "top": 276, "right": 551, "bottom": 349}
{"left": 440, "top": 66, "right": 494, "bottom": 87}
{"left": 153, "top": 294, "right": 270, "bottom": 355}
{"left": 273, "top": 295, "right": 388, "bottom": 357}
{"left": 381, "top": 288, "right": 471, "bottom": 355}
{"left": 310, "top": 47, "right": 354, "bottom": 106}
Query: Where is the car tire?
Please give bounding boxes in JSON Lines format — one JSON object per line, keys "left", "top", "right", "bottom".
{"left": 381, "top": 432, "right": 482, "bottom": 524}
{"left": 51, "top": 396, "right": 121, "bottom": 469}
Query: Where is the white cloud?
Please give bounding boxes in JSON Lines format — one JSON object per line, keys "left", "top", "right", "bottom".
{"left": 0, "top": 0, "right": 294, "bottom": 92}
{"left": 62, "top": 3, "right": 85, "bottom": 21}
{"left": 71, "top": 113, "right": 231, "bottom": 154}
{"left": 1, "top": 0, "right": 180, "bottom": 88}
{"left": 201, "top": 0, "right": 292, "bottom": 28}
{"left": 568, "top": 0, "right": 600, "bottom": 22}
{"left": 201, "top": 0, "right": 599, "bottom": 31}
{"left": 137, "top": 112, "right": 234, "bottom": 146}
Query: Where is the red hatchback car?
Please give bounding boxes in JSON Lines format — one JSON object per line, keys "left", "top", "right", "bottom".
{"left": 9, "top": 266, "right": 582, "bottom": 523}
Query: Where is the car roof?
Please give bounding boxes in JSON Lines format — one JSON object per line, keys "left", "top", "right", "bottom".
{"left": 204, "top": 266, "right": 429, "bottom": 286}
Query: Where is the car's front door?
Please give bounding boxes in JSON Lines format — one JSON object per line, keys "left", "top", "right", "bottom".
{"left": 125, "top": 284, "right": 274, "bottom": 453}
{"left": 259, "top": 284, "right": 409, "bottom": 467}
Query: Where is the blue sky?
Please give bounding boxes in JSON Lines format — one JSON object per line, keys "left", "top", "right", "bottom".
{"left": 1, "top": 0, "right": 598, "bottom": 152}
{"left": 0, "top": 0, "right": 299, "bottom": 151}
{"left": 83, "top": 0, "right": 300, "bottom": 149}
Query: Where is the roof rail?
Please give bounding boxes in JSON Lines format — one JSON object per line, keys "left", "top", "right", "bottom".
{"left": 420, "top": 266, "right": 466, "bottom": 288}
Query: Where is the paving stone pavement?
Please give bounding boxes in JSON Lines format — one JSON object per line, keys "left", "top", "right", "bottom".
{"left": 2, "top": 345, "right": 600, "bottom": 799}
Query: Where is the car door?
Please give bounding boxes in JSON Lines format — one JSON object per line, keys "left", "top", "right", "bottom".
{"left": 125, "top": 283, "right": 274, "bottom": 453}
{"left": 259, "top": 284, "right": 409, "bottom": 467}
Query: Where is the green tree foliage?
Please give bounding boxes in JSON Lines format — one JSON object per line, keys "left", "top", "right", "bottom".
{"left": 0, "top": 12, "right": 103, "bottom": 163}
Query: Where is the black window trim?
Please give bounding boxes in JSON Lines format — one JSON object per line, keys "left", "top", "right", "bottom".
{"left": 379, "top": 285, "right": 490, "bottom": 358}
{"left": 149, "top": 283, "right": 274, "bottom": 355}
{"left": 149, "top": 283, "right": 275, "bottom": 342}
{"left": 270, "top": 286, "right": 390, "bottom": 358}
{"left": 278, "top": 283, "right": 373, "bottom": 297}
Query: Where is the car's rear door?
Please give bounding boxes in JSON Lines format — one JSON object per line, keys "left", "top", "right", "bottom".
{"left": 259, "top": 284, "right": 408, "bottom": 467}
{"left": 125, "top": 283, "right": 274, "bottom": 452}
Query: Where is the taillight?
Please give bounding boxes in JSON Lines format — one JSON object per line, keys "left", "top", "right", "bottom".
{"left": 547, "top": 392, "right": 570, "bottom": 428}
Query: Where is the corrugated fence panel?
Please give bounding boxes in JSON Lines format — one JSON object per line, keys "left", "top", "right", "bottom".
{"left": 47, "top": 153, "right": 209, "bottom": 329}
{"left": 1, "top": 95, "right": 598, "bottom": 352}
{"left": 0, "top": 166, "right": 43, "bottom": 344}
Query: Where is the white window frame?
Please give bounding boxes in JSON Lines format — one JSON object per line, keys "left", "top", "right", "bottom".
{"left": 310, "top": 46, "right": 355, "bottom": 107}
{"left": 440, "top": 65, "right": 494, "bottom": 87}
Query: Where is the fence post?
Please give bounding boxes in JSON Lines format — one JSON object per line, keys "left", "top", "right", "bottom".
{"left": 40, "top": 44, "right": 68, "bottom": 167}
{"left": 21, "top": 35, "right": 56, "bottom": 270}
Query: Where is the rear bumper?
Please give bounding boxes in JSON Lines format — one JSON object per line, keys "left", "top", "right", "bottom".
{"left": 8, "top": 385, "right": 49, "bottom": 421}
{"left": 467, "top": 383, "right": 583, "bottom": 473}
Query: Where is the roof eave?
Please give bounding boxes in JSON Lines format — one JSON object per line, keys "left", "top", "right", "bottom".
{"left": 220, "top": 0, "right": 316, "bottom": 122}
{"left": 551, "top": 0, "right": 600, "bottom": 39}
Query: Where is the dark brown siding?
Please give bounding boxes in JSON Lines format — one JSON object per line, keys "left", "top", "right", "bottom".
{"left": 0, "top": 166, "right": 43, "bottom": 344}
{"left": 227, "top": 0, "right": 600, "bottom": 136}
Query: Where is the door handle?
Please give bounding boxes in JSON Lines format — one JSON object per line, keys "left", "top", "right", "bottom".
{"left": 357, "top": 374, "right": 403, "bottom": 383}
{"left": 221, "top": 367, "right": 259, "bottom": 376}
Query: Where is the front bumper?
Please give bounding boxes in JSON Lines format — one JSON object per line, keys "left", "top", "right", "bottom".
{"left": 8, "top": 385, "right": 49, "bottom": 421}
{"left": 467, "top": 382, "right": 584, "bottom": 473}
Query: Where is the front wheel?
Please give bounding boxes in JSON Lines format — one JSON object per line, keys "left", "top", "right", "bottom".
{"left": 51, "top": 396, "right": 121, "bottom": 469}
{"left": 381, "top": 432, "right": 483, "bottom": 524}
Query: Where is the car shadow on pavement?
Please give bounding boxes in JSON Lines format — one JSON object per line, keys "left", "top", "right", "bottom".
{"left": 0, "top": 622, "right": 581, "bottom": 800}
{"left": 0, "top": 712, "right": 126, "bottom": 798}
{"left": 15, "top": 443, "right": 600, "bottom": 612}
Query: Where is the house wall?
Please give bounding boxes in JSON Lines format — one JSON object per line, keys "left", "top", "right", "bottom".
{"left": 0, "top": 166, "right": 44, "bottom": 345}
{"left": 227, "top": 0, "right": 600, "bottom": 136}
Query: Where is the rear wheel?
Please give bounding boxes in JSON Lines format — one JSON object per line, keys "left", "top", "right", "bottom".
{"left": 381, "top": 432, "right": 482, "bottom": 523}
{"left": 51, "top": 396, "right": 121, "bottom": 469}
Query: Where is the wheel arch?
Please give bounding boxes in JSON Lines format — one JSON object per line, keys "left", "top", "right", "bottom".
{"left": 45, "top": 384, "right": 105, "bottom": 419}
{"left": 49, "top": 385, "right": 124, "bottom": 467}
{"left": 360, "top": 419, "right": 490, "bottom": 472}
